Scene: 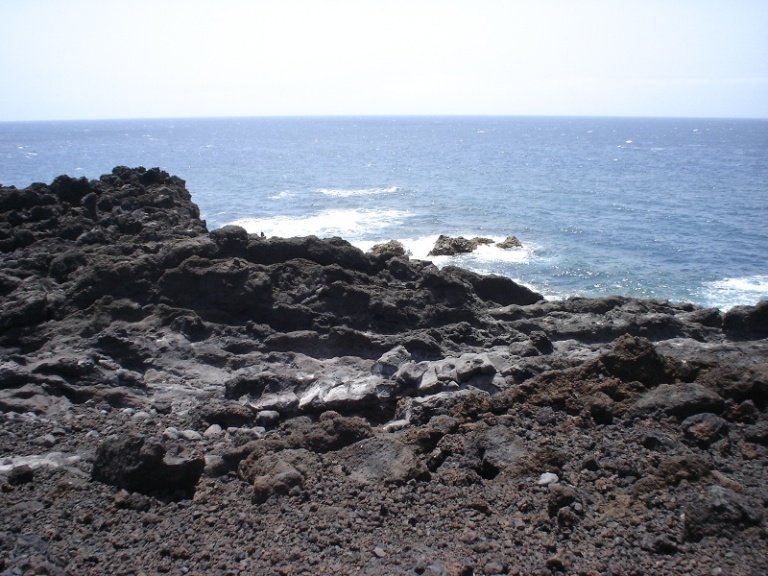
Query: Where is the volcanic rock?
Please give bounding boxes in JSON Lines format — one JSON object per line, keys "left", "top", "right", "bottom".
{"left": 723, "top": 299, "right": 768, "bottom": 339}
{"left": 369, "top": 240, "right": 408, "bottom": 257}
{"left": 337, "top": 436, "right": 429, "bottom": 484}
{"left": 497, "top": 235, "right": 523, "bottom": 249}
{"left": 683, "top": 485, "right": 765, "bottom": 541}
{"left": 91, "top": 433, "right": 204, "bottom": 497}
{"left": 2, "top": 168, "right": 767, "bottom": 575}
{"left": 428, "top": 234, "right": 493, "bottom": 256}
{"left": 631, "top": 382, "right": 725, "bottom": 419}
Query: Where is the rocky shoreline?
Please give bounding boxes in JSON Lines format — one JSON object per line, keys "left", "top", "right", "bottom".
{"left": 1, "top": 167, "right": 766, "bottom": 575}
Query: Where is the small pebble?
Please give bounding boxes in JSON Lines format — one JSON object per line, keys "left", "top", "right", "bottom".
{"left": 40, "top": 434, "right": 57, "bottom": 447}
{"left": 255, "top": 410, "right": 280, "bottom": 428}
{"left": 180, "top": 429, "right": 203, "bottom": 441}
{"left": 538, "top": 472, "right": 559, "bottom": 486}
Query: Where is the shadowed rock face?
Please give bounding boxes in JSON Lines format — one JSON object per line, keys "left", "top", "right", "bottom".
{"left": 1, "top": 168, "right": 767, "bottom": 575}
{"left": 0, "top": 167, "right": 541, "bottom": 353}
{"left": 91, "top": 433, "right": 204, "bottom": 498}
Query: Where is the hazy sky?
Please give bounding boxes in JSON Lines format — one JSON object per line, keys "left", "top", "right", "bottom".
{"left": 2, "top": 0, "right": 767, "bottom": 121}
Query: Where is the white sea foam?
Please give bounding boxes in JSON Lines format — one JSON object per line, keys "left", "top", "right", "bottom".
{"left": 469, "top": 241, "right": 533, "bottom": 264}
{"left": 229, "top": 208, "right": 409, "bottom": 239}
{"left": 351, "top": 236, "right": 437, "bottom": 260}
{"left": 701, "top": 274, "right": 768, "bottom": 310}
{"left": 316, "top": 186, "right": 399, "bottom": 197}
{"left": 268, "top": 190, "right": 294, "bottom": 200}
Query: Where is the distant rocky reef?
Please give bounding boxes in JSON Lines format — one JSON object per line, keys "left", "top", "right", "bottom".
{"left": 428, "top": 234, "right": 523, "bottom": 256}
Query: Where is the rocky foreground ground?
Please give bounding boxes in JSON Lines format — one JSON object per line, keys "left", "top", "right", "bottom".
{"left": 1, "top": 167, "right": 767, "bottom": 576}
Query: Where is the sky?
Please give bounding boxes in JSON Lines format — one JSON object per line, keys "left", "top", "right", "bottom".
{"left": 1, "top": 0, "right": 767, "bottom": 121}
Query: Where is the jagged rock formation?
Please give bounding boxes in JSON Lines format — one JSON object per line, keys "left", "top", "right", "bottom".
{"left": 428, "top": 234, "right": 523, "bottom": 256}
{"left": 1, "top": 168, "right": 766, "bottom": 575}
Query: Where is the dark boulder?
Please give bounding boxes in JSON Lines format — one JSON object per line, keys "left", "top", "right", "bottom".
{"left": 300, "top": 411, "right": 374, "bottom": 452}
{"left": 91, "top": 433, "right": 204, "bottom": 498}
{"left": 337, "top": 435, "right": 430, "bottom": 484}
{"left": 50, "top": 175, "right": 92, "bottom": 205}
{"left": 682, "top": 412, "right": 729, "bottom": 447}
{"left": 195, "top": 401, "right": 255, "bottom": 428}
{"left": 683, "top": 485, "right": 765, "bottom": 541}
{"left": 445, "top": 266, "right": 543, "bottom": 306}
{"left": 209, "top": 224, "right": 250, "bottom": 257}
{"left": 631, "top": 382, "right": 725, "bottom": 419}
{"left": 428, "top": 235, "right": 492, "bottom": 256}
{"left": 598, "top": 335, "right": 673, "bottom": 386}
{"left": 246, "top": 235, "right": 371, "bottom": 270}
{"left": 7, "top": 464, "right": 35, "bottom": 486}
{"left": 724, "top": 300, "right": 768, "bottom": 340}
{"left": 238, "top": 448, "right": 319, "bottom": 503}
{"left": 369, "top": 240, "right": 408, "bottom": 258}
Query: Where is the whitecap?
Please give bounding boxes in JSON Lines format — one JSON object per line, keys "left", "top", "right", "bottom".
{"left": 701, "top": 274, "right": 768, "bottom": 310}
{"left": 268, "top": 190, "right": 294, "bottom": 200}
{"left": 229, "top": 208, "right": 409, "bottom": 239}
{"left": 316, "top": 186, "right": 399, "bottom": 197}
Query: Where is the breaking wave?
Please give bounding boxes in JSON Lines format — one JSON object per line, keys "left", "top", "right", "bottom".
{"left": 316, "top": 186, "right": 400, "bottom": 197}
{"left": 229, "top": 208, "right": 410, "bottom": 240}
{"left": 701, "top": 274, "right": 768, "bottom": 310}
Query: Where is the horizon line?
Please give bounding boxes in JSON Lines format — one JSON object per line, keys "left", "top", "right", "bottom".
{"left": 2, "top": 112, "right": 768, "bottom": 124}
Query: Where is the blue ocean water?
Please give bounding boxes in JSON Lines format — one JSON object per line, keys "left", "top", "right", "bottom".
{"left": 1, "top": 116, "right": 767, "bottom": 310}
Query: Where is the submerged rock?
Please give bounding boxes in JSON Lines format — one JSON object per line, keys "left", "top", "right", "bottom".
{"left": 428, "top": 235, "right": 491, "bottom": 256}
{"left": 497, "top": 235, "right": 523, "bottom": 249}
{"left": 428, "top": 234, "right": 523, "bottom": 256}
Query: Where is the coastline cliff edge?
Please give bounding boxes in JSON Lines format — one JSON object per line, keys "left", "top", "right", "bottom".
{"left": 1, "top": 167, "right": 766, "bottom": 575}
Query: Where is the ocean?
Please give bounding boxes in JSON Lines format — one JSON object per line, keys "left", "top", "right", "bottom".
{"left": 1, "top": 116, "right": 767, "bottom": 310}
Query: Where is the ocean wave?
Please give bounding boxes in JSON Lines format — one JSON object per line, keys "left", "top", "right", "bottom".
{"left": 316, "top": 186, "right": 400, "bottom": 197}
{"left": 701, "top": 274, "right": 768, "bottom": 310}
{"left": 229, "top": 208, "right": 409, "bottom": 239}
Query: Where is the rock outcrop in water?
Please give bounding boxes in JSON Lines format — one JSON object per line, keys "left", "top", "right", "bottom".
{"left": 1, "top": 167, "right": 766, "bottom": 575}
{"left": 428, "top": 234, "right": 524, "bottom": 256}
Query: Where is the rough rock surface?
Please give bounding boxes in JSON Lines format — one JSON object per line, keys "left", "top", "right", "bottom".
{"left": 91, "top": 433, "right": 204, "bottom": 497}
{"left": 1, "top": 167, "right": 767, "bottom": 575}
{"left": 428, "top": 234, "right": 521, "bottom": 256}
